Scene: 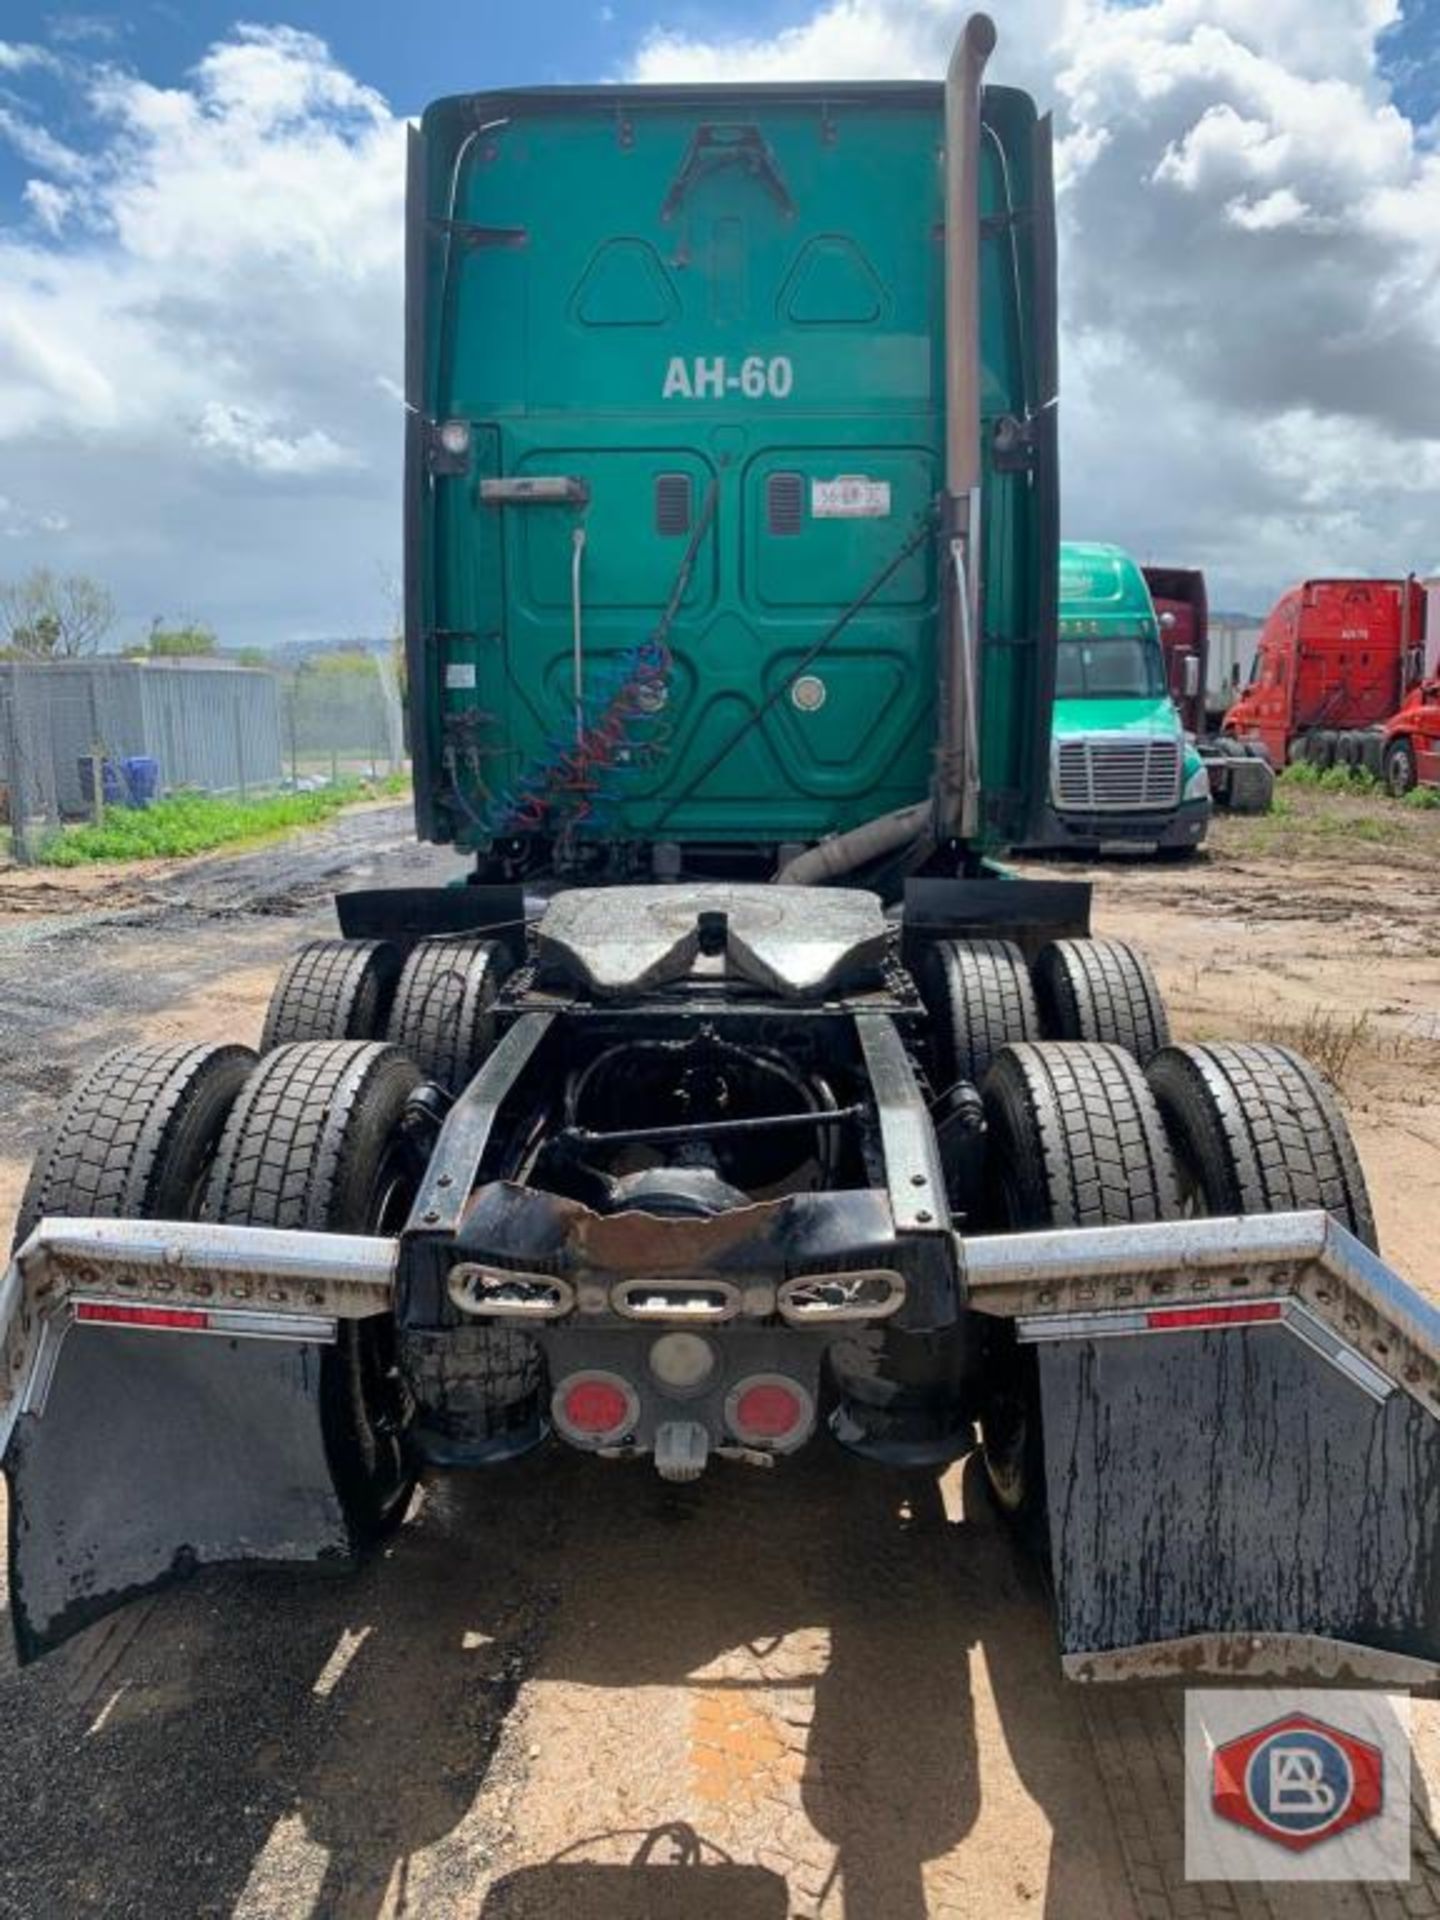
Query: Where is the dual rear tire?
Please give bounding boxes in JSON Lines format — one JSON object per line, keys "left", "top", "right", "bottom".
{"left": 921, "top": 933, "right": 1170, "bottom": 1099}
{"left": 17, "top": 1036, "right": 427, "bottom": 1543}
{"left": 261, "top": 935, "right": 509, "bottom": 1093}
{"left": 976, "top": 1033, "right": 1376, "bottom": 1548}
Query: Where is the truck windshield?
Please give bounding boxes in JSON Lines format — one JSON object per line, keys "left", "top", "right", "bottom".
{"left": 1056, "top": 634, "right": 1166, "bottom": 699}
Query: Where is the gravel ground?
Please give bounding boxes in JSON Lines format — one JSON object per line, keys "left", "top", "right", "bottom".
{"left": 0, "top": 810, "right": 1437, "bottom": 1919}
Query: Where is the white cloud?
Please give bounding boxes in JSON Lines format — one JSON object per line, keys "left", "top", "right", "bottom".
{"left": 196, "top": 401, "right": 359, "bottom": 476}
{"left": 0, "top": 104, "right": 86, "bottom": 177}
{"left": 625, "top": 0, "right": 1440, "bottom": 608}
{"left": 0, "top": 41, "right": 60, "bottom": 74}
{"left": 22, "top": 178, "right": 74, "bottom": 232}
{"left": 0, "top": 25, "right": 404, "bottom": 645}
{"left": 1, "top": 6, "right": 1436, "bottom": 647}
{"left": 0, "top": 493, "right": 70, "bottom": 539}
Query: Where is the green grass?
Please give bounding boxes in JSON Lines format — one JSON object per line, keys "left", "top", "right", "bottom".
{"left": 34, "top": 781, "right": 393, "bottom": 867}
{"left": 1215, "top": 769, "right": 1440, "bottom": 863}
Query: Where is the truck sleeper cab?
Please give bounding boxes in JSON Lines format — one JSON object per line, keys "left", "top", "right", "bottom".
{"left": 1225, "top": 575, "right": 1427, "bottom": 773}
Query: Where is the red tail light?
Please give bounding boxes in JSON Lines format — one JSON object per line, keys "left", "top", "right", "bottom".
{"left": 552, "top": 1371, "right": 638, "bottom": 1447}
{"left": 725, "top": 1374, "right": 814, "bottom": 1451}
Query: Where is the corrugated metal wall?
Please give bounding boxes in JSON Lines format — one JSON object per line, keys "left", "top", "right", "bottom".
{"left": 0, "top": 660, "right": 282, "bottom": 817}
{"left": 138, "top": 667, "right": 281, "bottom": 796}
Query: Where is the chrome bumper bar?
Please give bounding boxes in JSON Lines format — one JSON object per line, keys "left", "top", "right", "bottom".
{"left": 5, "top": 1206, "right": 1437, "bottom": 1436}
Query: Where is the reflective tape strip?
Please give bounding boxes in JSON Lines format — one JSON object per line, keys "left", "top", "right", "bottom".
{"left": 72, "top": 1297, "right": 337, "bottom": 1344}
{"left": 1016, "top": 1295, "right": 1392, "bottom": 1405}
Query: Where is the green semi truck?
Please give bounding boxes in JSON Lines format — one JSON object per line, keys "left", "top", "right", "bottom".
{"left": 1032, "top": 541, "right": 1211, "bottom": 856}
{"left": 6, "top": 17, "right": 1440, "bottom": 1690}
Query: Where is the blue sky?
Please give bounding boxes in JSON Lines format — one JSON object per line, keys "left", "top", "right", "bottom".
{"left": 1, "top": 1, "right": 1438, "bottom": 647}
{"left": 0, "top": 0, "right": 820, "bottom": 207}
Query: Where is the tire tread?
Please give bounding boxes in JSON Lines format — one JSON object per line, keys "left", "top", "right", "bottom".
{"left": 1147, "top": 1040, "right": 1376, "bottom": 1247}
{"left": 1035, "top": 937, "right": 1170, "bottom": 1064}
{"left": 260, "top": 939, "right": 401, "bottom": 1051}
{"left": 15, "top": 1042, "right": 253, "bottom": 1249}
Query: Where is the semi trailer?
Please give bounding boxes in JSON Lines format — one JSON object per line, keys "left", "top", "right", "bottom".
{"left": 7, "top": 18, "right": 1440, "bottom": 1687}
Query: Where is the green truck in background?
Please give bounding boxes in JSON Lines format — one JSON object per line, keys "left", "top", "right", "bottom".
{"left": 1031, "top": 541, "right": 1211, "bottom": 857}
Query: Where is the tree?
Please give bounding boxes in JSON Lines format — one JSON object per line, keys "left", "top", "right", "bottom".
{"left": 0, "top": 569, "right": 115, "bottom": 658}
{"left": 144, "top": 622, "right": 218, "bottom": 658}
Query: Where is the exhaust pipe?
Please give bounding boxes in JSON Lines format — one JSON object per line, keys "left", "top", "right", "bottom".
{"left": 933, "top": 12, "right": 996, "bottom": 844}
{"left": 776, "top": 14, "right": 995, "bottom": 889}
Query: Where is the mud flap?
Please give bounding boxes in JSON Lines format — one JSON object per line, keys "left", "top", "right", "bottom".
{"left": 1, "top": 1216, "right": 399, "bottom": 1663}
{"left": 5, "top": 1327, "right": 354, "bottom": 1661}
{"left": 1035, "top": 1328, "right": 1440, "bottom": 1681}
{"left": 965, "top": 1212, "right": 1440, "bottom": 1683}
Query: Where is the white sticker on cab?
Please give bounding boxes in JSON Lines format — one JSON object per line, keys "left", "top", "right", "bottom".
{"left": 811, "top": 476, "right": 892, "bottom": 518}
{"left": 445, "top": 663, "right": 478, "bottom": 690}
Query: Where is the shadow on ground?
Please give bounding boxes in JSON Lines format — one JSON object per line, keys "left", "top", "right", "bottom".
{"left": 7, "top": 1443, "right": 1429, "bottom": 1920}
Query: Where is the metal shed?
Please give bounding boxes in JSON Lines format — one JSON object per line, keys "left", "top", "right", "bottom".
{"left": 0, "top": 658, "right": 282, "bottom": 820}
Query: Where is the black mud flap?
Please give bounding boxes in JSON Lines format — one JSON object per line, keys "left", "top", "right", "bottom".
{"left": 5, "top": 1327, "right": 354, "bottom": 1662}
{"left": 964, "top": 1213, "right": 1440, "bottom": 1683}
{"left": 1036, "top": 1325, "right": 1440, "bottom": 1682}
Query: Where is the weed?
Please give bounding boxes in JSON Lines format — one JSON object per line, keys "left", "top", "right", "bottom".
{"left": 37, "top": 784, "right": 373, "bottom": 866}
{"left": 1318, "top": 764, "right": 1380, "bottom": 794}
{"left": 1245, "top": 1004, "right": 1374, "bottom": 1091}
{"left": 1404, "top": 784, "right": 1440, "bottom": 811}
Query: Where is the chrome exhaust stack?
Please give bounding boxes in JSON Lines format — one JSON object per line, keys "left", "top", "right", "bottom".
{"left": 934, "top": 12, "right": 996, "bottom": 844}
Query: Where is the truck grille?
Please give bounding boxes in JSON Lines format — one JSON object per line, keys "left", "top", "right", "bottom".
{"left": 1054, "top": 738, "right": 1181, "bottom": 812}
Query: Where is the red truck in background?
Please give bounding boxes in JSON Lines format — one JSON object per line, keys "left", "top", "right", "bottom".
{"left": 1223, "top": 576, "right": 1427, "bottom": 776}
{"left": 1141, "top": 565, "right": 1274, "bottom": 813}
{"left": 1381, "top": 677, "right": 1440, "bottom": 795}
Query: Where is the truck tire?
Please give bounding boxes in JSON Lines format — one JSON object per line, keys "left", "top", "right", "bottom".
{"left": 1033, "top": 937, "right": 1170, "bottom": 1064}
{"left": 206, "top": 1041, "right": 424, "bottom": 1535}
{"left": 260, "top": 939, "right": 402, "bottom": 1051}
{"left": 14, "top": 1042, "right": 255, "bottom": 1251}
{"left": 1384, "top": 737, "right": 1418, "bottom": 798}
{"left": 920, "top": 938, "right": 1038, "bottom": 1092}
{"left": 1310, "top": 731, "right": 1337, "bottom": 770}
{"left": 1146, "top": 1041, "right": 1376, "bottom": 1249}
{"left": 385, "top": 936, "right": 512, "bottom": 1093}
{"left": 978, "top": 1042, "right": 1181, "bottom": 1550}
{"left": 1361, "top": 730, "right": 1386, "bottom": 779}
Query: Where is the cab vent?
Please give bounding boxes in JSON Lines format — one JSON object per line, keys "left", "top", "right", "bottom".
{"left": 655, "top": 473, "right": 692, "bottom": 535}
{"left": 767, "top": 472, "right": 804, "bottom": 535}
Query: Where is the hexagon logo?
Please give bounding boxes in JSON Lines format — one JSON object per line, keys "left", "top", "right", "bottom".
{"left": 1212, "top": 1712, "right": 1384, "bottom": 1853}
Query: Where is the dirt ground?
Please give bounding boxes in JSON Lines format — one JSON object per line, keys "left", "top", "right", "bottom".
{"left": 0, "top": 791, "right": 1437, "bottom": 1920}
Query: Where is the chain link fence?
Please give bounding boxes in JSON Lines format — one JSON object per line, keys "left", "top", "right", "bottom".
{"left": 0, "top": 674, "right": 66, "bottom": 863}
{"left": 278, "top": 654, "right": 406, "bottom": 790}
